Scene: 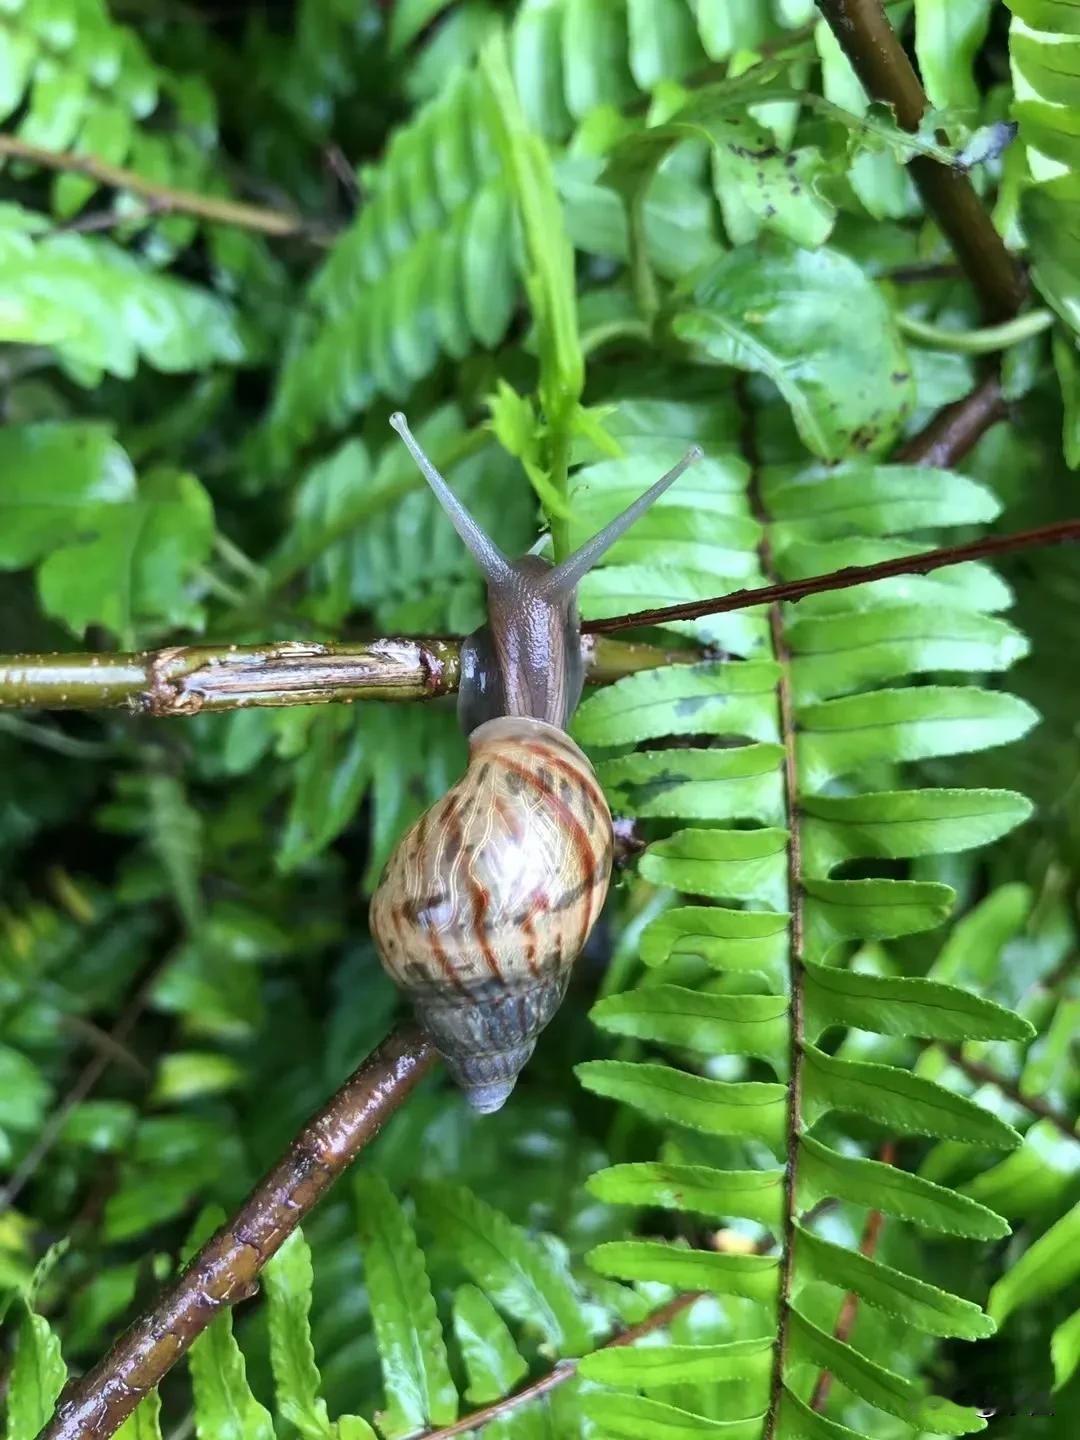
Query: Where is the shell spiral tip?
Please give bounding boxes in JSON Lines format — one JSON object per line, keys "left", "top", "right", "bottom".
{"left": 463, "top": 1077, "right": 517, "bottom": 1114}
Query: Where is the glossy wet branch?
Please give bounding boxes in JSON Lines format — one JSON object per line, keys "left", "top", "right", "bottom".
{"left": 37, "top": 1026, "right": 436, "bottom": 1440}
{"left": 815, "top": 0, "right": 1026, "bottom": 320}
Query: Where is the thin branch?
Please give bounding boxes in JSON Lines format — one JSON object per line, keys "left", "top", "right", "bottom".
{"left": 0, "top": 636, "right": 691, "bottom": 714}
{"left": 419, "top": 1292, "right": 701, "bottom": 1440}
{"left": 4, "top": 518, "right": 1077, "bottom": 714}
{"left": 37, "top": 1025, "right": 437, "bottom": 1440}
{"left": 945, "top": 1049, "right": 1078, "bottom": 1141}
{"left": 815, "top": 0, "right": 1026, "bottom": 321}
{"left": 582, "top": 519, "right": 1080, "bottom": 635}
{"left": 894, "top": 372, "right": 1007, "bottom": 466}
{"left": 0, "top": 134, "right": 332, "bottom": 242}
{"left": 810, "top": 1142, "right": 896, "bottom": 1413}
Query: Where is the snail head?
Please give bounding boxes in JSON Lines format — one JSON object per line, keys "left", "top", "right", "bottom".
{"left": 389, "top": 411, "right": 701, "bottom": 732}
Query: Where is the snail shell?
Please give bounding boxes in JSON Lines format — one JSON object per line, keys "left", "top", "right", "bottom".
{"left": 370, "top": 715, "right": 613, "bottom": 1113}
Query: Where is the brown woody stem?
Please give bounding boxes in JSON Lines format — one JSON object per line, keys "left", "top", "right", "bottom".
{"left": 893, "top": 372, "right": 1007, "bottom": 466}
{"left": 37, "top": 1025, "right": 437, "bottom": 1440}
{"left": 815, "top": 0, "right": 1026, "bottom": 320}
{"left": 0, "top": 134, "right": 329, "bottom": 241}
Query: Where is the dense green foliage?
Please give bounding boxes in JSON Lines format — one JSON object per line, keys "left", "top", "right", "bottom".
{"left": 2, "top": 2, "right": 1079, "bottom": 1439}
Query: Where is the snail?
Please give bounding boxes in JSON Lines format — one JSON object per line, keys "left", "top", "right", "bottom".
{"left": 370, "top": 412, "right": 701, "bottom": 1113}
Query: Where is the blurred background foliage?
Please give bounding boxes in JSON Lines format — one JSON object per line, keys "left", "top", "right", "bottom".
{"left": 1, "top": 2, "right": 1079, "bottom": 1438}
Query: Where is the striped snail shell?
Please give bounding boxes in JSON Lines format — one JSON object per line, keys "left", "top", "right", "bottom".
{"left": 370, "top": 716, "right": 613, "bottom": 1114}
{"left": 369, "top": 412, "right": 700, "bottom": 1112}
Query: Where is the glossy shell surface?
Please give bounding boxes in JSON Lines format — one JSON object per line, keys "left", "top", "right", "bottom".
{"left": 370, "top": 715, "right": 613, "bottom": 1112}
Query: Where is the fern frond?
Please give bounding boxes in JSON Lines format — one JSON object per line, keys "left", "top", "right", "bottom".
{"left": 572, "top": 382, "right": 1036, "bottom": 1438}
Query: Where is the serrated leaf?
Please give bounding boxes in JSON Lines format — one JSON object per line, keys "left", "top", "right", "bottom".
{"left": 412, "top": 1181, "right": 592, "bottom": 1355}
{"left": 802, "top": 961, "right": 1033, "bottom": 1044}
{"left": 802, "top": 1045, "right": 1021, "bottom": 1148}
{"left": 578, "top": 563, "right": 770, "bottom": 652}
{"left": 262, "top": 1230, "right": 330, "bottom": 1439}
{"left": 639, "top": 828, "right": 788, "bottom": 905}
{"left": 582, "top": 1391, "right": 764, "bottom": 1439}
{"left": 797, "top": 1134, "right": 1008, "bottom": 1239}
{"left": 640, "top": 905, "right": 789, "bottom": 982}
{"left": 801, "top": 789, "right": 1033, "bottom": 876}
{"left": 788, "top": 609, "right": 1029, "bottom": 702}
{"left": 988, "top": 1200, "right": 1080, "bottom": 1324}
{"left": 767, "top": 464, "right": 999, "bottom": 540}
{"left": 452, "top": 1285, "right": 528, "bottom": 1405}
{"left": 586, "top": 1162, "right": 785, "bottom": 1226}
{"left": 590, "top": 987, "right": 788, "bottom": 1070}
{"left": 573, "top": 660, "right": 779, "bottom": 748}
{"left": 7, "top": 1303, "right": 67, "bottom": 1440}
{"left": 675, "top": 242, "right": 914, "bottom": 461}
{"left": 579, "top": 1335, "right": 772, "bottom": 1388}
{"left": 188, "top": 1300, "right": 274, "bottom": 1440}
{"left": 576, "top": 1060, "right": 787, "bottom": 1152}
{"left": 354, "top": 1173, "right": 458, "bottom": 1437}
{"left": 588, "top": 1240, "right": 780, "bottom": 1304}
{"left": 796, "top": 687, "right": 1037, "bottom": 787}
{"left": 787, "top": 1308, "right": 987, "bottom": 1433}
{"left": 795, "top": 1227, "right": 995, "bottom": 1340}
{"left": 597, "top": 745, "right": 785, "bottom": 822}
{"left": 804, "top": 877, "right": 954, "bottom": 961}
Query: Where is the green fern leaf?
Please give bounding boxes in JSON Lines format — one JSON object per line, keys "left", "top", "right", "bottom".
{"left": 795, "top": 1227, "right": 996, "bottom": 1340}
{"left": 804, "top": 878, "right": 954, "bottom": 960}
{"left": 801, "top": 1045, "right": 1022, "bottom": 1146}
{"left": 796, "top": 688, "right": 1038, "bottom": 787}
{"left": 576, "top": 1060, "right": 787, "bottom": 1151}
{"left": 412, "top": 1180, "right": 593, "bottom": 1355}
{"left": 588, "top": 1240, "right": 780, "bottom": 1303}
{"left": 262, "top": 1229, "right": 331, "bottom": 1440}
{"left": 597, "top": 745, "right": 786, "bottom": 823}
{"left": 187, "top": 1298, "right": 274, "bottom": 1440}
{"left": 639, "top": 907, "right": 788, "bottom": 981}
{"left": 354, "top": 1172, "right": 458, "bottom": 1438}
{"left": 590, "top": 987, "right": 788, "bottom": 1069}
{"left": 786, "top": 1309, "right": 987, "bottom": 1434}
{"left": 582, "top": 1391, "right": 764, "bottom": 1439}
{"left": 1052, "top": 1306, "right": 1080, "bottom": 1391}
{"left": 452, "top": 1284, "right": 528, "bottom": 1405}
{"left": 801, "top": 963, "right": 1035, "bottom": 1043}
{"left": 639, "top": 830, "right": 789, "bottom": 908}
{"left": 573, "top": 660, "right": 780, "bottom": 748}
{"left": 579, "top": 1335, "right": 773, "bottom": 1388}
{"left": 6, "top": 1302, "right": 67, "bottom": 1440}
{"left": 797, "top": 1134, "right": 1009, "bottom": 1240}
{"left": 586, "top": 1162, "right": 785, "bottom": 1226}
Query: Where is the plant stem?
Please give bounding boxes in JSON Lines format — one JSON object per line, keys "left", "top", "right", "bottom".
{"left": 0, "top": 134, "right": 331, "bottom": 241}
{"left": 894, "top": 371, "right": 1007, "bottom": 465}
{"left": 582, "top": 519, "right": 1080, "bottom": 634}
{"left": 0, "top": 637, "right": 690, "bottom": 714}
{"left": 815, "top": 0, "right": 1026, "bottom": 321}
{"left": 897, "top": 309, "right": 1054, "bottom": 354}
{"left": 36, "top": 1025, "right": 437, "bottom": 1440}
{"left": 5, "top": 519, "right": 1078, "bottom": 712}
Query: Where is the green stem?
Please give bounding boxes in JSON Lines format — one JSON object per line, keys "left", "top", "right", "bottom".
{"left": 897, "top": 309, "right": 1054, "bottom": 354}
{"left": 0, "top": 637, "right": 690, "bottom": 714}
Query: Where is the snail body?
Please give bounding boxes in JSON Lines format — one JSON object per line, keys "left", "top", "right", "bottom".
{"left": 370, "top": 412, "right": 700, "bottom": 1112}
{"left": 370, "top": 716, "right": 612, "bottom": 1113}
